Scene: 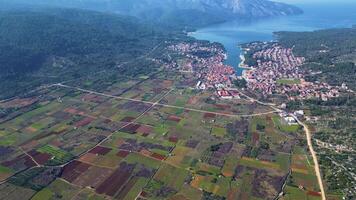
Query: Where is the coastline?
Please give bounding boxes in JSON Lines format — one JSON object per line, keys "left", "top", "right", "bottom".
{"left": 238, "top": 48, "right": 253, "bottom": 78}
{"left": 238, "top": 53, "right": 253, "bottom": 70}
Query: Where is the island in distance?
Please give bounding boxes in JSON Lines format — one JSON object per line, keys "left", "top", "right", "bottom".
{"left": 0, "top": 0, "right": 354, "bottom": 200}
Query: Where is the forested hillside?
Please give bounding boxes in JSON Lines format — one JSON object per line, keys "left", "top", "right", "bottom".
{"left": 0, "top": 8, "right": 178, "bottom": 99}
{"left": 276, "top": 28, "right": 356, "bottom": 90}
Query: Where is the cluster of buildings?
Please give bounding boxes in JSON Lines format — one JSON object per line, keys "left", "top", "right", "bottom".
{"left": 279, "top": 110, "right": 304, "bottom": 125}
{"left": 169, "top": 42, "right": 239, "bottom": 99}
{"left": 280, "top": 80, "right": 340, "bottom": 101}
{"left": 243, "top": 44, "right": 341, "bottom": 101}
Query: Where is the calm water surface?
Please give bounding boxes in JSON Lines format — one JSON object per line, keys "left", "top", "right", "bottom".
{"left": 190, "top": 2, "right": 356, "bottom": 75}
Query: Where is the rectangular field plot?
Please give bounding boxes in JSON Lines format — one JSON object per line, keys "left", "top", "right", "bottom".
{"left": 0, "top": 183, "right": 36, "bottom": 200}
{"left": 0, "top": 74, "right": 320, "bottom": 200}
{"left": 154, "top": 164, "right": 190, "bottom": 191}
{"left": 31, "top": 179, "right": 80, "bottom": 200}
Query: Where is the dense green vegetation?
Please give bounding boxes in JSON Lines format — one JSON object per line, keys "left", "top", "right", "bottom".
{"left": 0, "top": 7, "right": 185, "bottom": 99}
{"left": 276, "top": 28, "right": 356, "bottom": 90}
{"left": 233, "top": 78, "right": 247, "bottom": 88}
{"left": 276, "top": 28, "right": 356, "bottom": 63}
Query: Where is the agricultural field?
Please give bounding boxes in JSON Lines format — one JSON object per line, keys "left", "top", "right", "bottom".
{"left": 0, "top": 70, "right": 320, "bottom": 200}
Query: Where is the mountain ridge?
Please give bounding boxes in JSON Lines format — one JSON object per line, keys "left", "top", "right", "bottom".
{"left": 1, "top": 0, "right": 303, "bottom": 27}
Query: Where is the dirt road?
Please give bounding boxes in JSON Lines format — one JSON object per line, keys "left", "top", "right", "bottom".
{"left": 293, "top": 115, "right": 326, "bottom": 200}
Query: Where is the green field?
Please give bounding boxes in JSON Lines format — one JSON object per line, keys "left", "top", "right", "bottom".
{"left": 37, "top": 145, "right": 74, "bottom": 165}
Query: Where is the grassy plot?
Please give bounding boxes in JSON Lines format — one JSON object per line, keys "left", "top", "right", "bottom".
{"left": 196, "top": 162, "right": 221, "bottom": 175}
{"left": 154, "top": 164, "right": 190, "bottom": 190}
{"left": 239, "top": 157, "right": 280, "bottom": 171}
{"left": 124, "top": 153, "right": 161, "bottom": 169}
{"left": 0, "top": 165, "right": 14, "bottom": 181}
{"left": 211, "top": 126, "right": 226, "bottom": 138}
{"left": 122, "top": 177, "right": 149, "bottom": 200}
{"left": 0, "top": 130, "right": 7, "bottom": 136}
{"left": 31, "top": 188, "right": 53, "bottom": 200}
{"left": 166, "top": 146, "right": 193, "bottom": 168}
{"left": 32, "top": 179, "right": 80, "bottom": 200}
{"left": 222, "top": 155, "right": 239, "bottom": 177}
{"left": 37, "top": 145, "right": 74, "bottom": 165}
{"left": 11, "top": 102, "right": 61, "bottom": 127}
{"left": 153, "top": 124, "right": 169, "bottom": 135}
{"left": 283, "top": 185, "right": 308, "bottom": 200}
{"left": 0, "top": 133, "right": 17, "bottom": 146}
{"left": 172, "top": 184, "right": 203, "bottom": 200}
{"left": 276, "top": 153, "right": 291, "bottom": 172}
{"left": 0, "top": 183, "right": 36, "bottom": 200}
{"left": 29, "top": 117, "right": 56, "bottom": 132}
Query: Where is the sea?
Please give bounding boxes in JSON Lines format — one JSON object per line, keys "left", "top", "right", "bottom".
{"left": 190, "top": 2, "right": 356, "bottom": 76}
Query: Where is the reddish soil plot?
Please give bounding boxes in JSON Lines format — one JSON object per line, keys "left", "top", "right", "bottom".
{"left": 162, "top": 80, "right": 173, "bottom": 87}
{"left": 252, "top": 132, "right": 260, "bottom": 146}
{"left": 25, "top": 127, "right": 37, "bottom": 133}
{"left": 117, "top": 151, "right": 130, "bottom": 158}
{"left": 307, "top": 191, "right": 321, "bottom": 197}
{"left": 121, "top": 124, "right": 141, "bottom": 134}
{"left": 20, "top": 140, "right": 38, "bottom": 151}
{"left": 203, "top": 113, "right": 216, "bottom": 119}
{"left": 140, "top": 149, "right": 152, "bottom": 157}
{"left": 151, "top": 153, "right": 166, "bottom": 160}
{"left": 227, "top": 188, "right": 240, "bottom": 200}
{"left": 114, "top": 176, "right": 140, "bottom": 200}
{"left": 142, "top": 132, "right": 150, "bottom": 137}
{"left": 140, "top": 191, "right": 148, "bottom": 198}
{"left": 82, "top": 94, "right": 106, "bottom": 103}
{"left": 168, "top": 115, "right": 181, "bottom": 123}
{"left": 74, "top": 117, "right": 95, "bottom": 127}
{"left": 103, "top": 119, "right": 112, "bottom": 124}
{"left": 61, "top": 161, "right": 91, "bottom": 183}
{"left": 137, "top": 125, "right": 153, "bottom": 134}
{"left": 2, "top": 98, "right": 37, "bottom": 108}
{"left": 64, "top": 107, "right": 80, "bottom": 115}
{"left": 116, "top": 139, "right": 126, "bottom": 146}
{"left": 169, "top": 136, "right": 179, "bottom": 143}
{"left": 121, "top": 117, "right": 136, "bottom": 123}
{"left": 72, "top": 166, "right": 114, "bottom": 188}
{"left": 55, "top": 128, "right": 68, "bottom": 135}
{"left": 50, "top": 140, "right": 63, "bottom": 147}
{"left": 2, "top": 154, "right": 36, "bottom": 169}
{"left": 89, "top": 146, "right": 112, "bottom": 156}
{"left": 187, "top": 97, "right": 198, "bottom": 105}
{"left": 96, "top": 162, "right": 135, "bottom": 196}
{"left": 79, "top": 153, "right": 98, "bottom": 163}
{"left": 28, "top": 150, "right": 52, "bottom": 165}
